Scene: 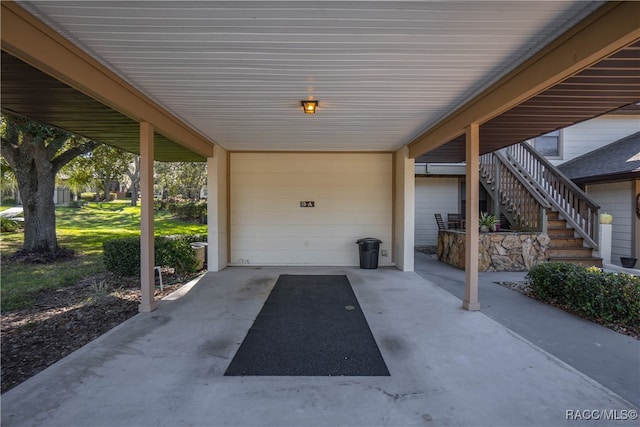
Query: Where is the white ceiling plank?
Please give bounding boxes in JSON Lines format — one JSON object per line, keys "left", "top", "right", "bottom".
{"left": 23, "top": 0, "right": 605, "bottom": 152}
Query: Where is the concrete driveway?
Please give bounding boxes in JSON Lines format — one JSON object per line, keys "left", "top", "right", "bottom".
{"left": 1, "top": 266, "right": 637, "bottom": 427}
{"left": 414, "top": 251, "right": 640, "bottom": 407}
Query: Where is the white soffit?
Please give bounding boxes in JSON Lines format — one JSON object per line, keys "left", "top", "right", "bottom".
{"left": 23, "top": 1, "right": 604, "bottom": 152}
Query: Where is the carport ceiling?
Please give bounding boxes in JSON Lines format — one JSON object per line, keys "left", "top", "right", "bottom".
{"left": 3, "top": 1, "right": 639, "bottom": 161}
{"left": 418, "top": 39, "right": 640, "bottom": 163}
{"left": 1, "top": 51, "right": 206, "bottom": 162}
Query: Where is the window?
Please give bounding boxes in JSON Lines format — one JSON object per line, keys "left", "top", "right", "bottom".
{"left": 533, "top": 130, "right": 562, "bottom": 158}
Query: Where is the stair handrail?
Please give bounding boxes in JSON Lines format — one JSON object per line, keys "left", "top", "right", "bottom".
{"left": 480, "top": 151, "right": 551, "bottom": 231}
{"left": 505, "top": 143, "right": 600, "bottom": 249}
{"left": 494, "top": 150, "right": 552, "bottom": 209}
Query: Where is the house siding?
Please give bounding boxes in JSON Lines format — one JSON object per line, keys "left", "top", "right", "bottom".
{"left": 586, "top": 181, "right": 633, "bottom": 265}
{"left": 414, "top": 114, "right": 639, "bottom": 255}
{"left": 551, "top": 114, "right": 640, "bottom": 166}
{"left": 229, "top": 152, "right": 392, "bottom": 266}
{"left": 414, "top": 177, "right": 459, "bottom": 246}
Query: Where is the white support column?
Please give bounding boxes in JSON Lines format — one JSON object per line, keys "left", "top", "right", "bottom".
{"left": 394, "top": 146, "right": 415, "bottom": 271}
{"left": 206, "top": 146, "right": 228, "bottom": 271}
{"left": 464, "top": 123, "right": 480, "bottom": 311}
{"left": 596, "top": 223, "right": 612, "bottom": 265}
{"left": 139, "top": 122, "right": 157, "bottom": 313}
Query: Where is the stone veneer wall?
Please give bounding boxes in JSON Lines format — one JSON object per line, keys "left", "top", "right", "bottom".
{"left": 437, "top": 230, "right": 550, "bottom": 272}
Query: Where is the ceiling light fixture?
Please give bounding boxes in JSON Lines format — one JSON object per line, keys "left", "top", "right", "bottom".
{"left": 301, "top": 100, "right": 318, "bottom": 114}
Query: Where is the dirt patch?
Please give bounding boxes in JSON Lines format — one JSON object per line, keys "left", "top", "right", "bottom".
{"left": 1, "top": 269, "right": 194, "bottom": 394}
{"left": 7, "top": 247, "right": 75, "bottom": 264}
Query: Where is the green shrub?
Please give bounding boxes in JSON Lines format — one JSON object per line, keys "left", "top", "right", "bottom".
{"left": 103, "top": 237, "right": 140, "bottom": 277}
{"left": 103, "top": 234, "right": 207, "bottom": 276}
{"left": 173, "top": 201, "right": 207, "bottom": 221}
{"left": 160, "top": 199, "right": 207, "bottom": 221}
{"left": 1, "top": 217, "right": 21, "bottom": 232}
{"left": 80, "top": 192, "right": 97, "bottom": 202}
{"left": 527, "top": 262, "right": 640, "bottom": 325}
{"left": 154, "top": 199, "right": 167, "bottom": 211}
{"left": 1, "top": 198, "right": 16, "bottom": 206}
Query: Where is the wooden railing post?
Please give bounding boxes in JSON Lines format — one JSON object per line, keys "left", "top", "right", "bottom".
{"left": 493, "top": 155, "right": 500, "bottom": 216}
{"left": 506, "top": 143, "right": 600, "bottom": 249}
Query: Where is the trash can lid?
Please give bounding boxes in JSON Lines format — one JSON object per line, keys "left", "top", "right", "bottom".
{"left": 356, "top": 238, "right": 382, "bottom": 244}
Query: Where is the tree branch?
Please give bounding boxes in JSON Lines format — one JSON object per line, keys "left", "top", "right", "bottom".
{"left": 1, "top": 135, "right": 19, "bottom": 171}
{"left": 45, "top": 131, "right": 73, "bottom": 159}
{"left": 51, "top": 140, "right": 101, "bottom": 174}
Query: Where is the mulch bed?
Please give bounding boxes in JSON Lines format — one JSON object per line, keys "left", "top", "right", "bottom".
{"left": 497, "top": 280, "right": 640, "bottom": 340}
{"left": 1, "top": 270, "right": 191, "bottom": 394}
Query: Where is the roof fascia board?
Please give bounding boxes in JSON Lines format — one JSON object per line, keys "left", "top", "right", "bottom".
{"left": 408, "top": 1, "right": 640, "bottom": 159}
{"left": 0, "top": 1, "right": 215, "bottom": 158}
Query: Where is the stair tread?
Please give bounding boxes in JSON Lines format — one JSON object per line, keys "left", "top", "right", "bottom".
{"left": 548, "top": 241, "right": 585, "bottom": 247}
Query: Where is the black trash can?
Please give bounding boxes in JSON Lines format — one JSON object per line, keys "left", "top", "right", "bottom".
{"left": 356, "top": 238, "right": 382, "bottom": 269}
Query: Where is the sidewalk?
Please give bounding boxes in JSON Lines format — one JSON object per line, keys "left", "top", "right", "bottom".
{"left": 0, "top": 207, "right": 23, "bottom": 218}
{"left": 414, "top": 250, "right": 640, "bottom": 407}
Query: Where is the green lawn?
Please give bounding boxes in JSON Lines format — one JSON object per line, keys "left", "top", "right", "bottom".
{"left": 0, "top": 201, "right": 207, "bottom": 311}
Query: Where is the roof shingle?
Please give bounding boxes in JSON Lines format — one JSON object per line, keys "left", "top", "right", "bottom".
{"left": 558, "top": 132, "right": 640, "bottom": 184}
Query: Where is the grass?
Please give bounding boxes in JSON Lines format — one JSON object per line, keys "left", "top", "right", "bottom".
{"left": 0, "top": 200, "right": 207, "bottom": 312}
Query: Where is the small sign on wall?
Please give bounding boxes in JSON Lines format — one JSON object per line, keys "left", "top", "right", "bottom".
{"left": 300, "top": 201, "right": 315, "bottom": 208}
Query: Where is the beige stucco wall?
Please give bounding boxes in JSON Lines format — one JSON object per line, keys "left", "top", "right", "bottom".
{"left": 229, "top": 152, "right": 393, "bottom": 266}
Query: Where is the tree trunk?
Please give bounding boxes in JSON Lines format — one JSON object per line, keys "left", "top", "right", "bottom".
{"left": 127, "top": 157, "right": 140, "bottom": 207}
{"left": 1, "top": 114, "right": 100, "bottom": 255}
{"left": 14, "top": 159, "right": 58, "bottom": 252}
{"left": 130, "top": 185, "right": 139, "bottom": 207}
{"left": 103, "top": 179, "right": 112, "bottom": 200}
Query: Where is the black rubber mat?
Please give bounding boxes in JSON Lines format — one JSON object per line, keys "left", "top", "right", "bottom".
{"left": 225, "top": 274, "right": 389, "bottom": 376}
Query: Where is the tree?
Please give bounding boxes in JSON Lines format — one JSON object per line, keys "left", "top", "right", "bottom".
{"left": 177, "top": 162, "right": 207, "bottom": 201}
{"left": 155, "top": 161, "right": 207, "bottom": 200}
{"left": 0, "top": 113, "right": 99, "bottom": 253}
{"left": 59, "top": 154, "right": 96, "bottom": 201}
{"left": 90, "top": 144, "right": 131, "bottom": 201}
{"left": 154, "top": 162, "right": 179, "bottom": 199}
{"left": 125, "top": 155, "right": 140, "bottom": 206}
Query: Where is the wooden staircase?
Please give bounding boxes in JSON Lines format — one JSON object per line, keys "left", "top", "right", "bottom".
{"left": 545, "top": 211, "right": 602, "bottom": 267}
{"left": 479, "top": 143, "right": 602, "bottom": 268}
